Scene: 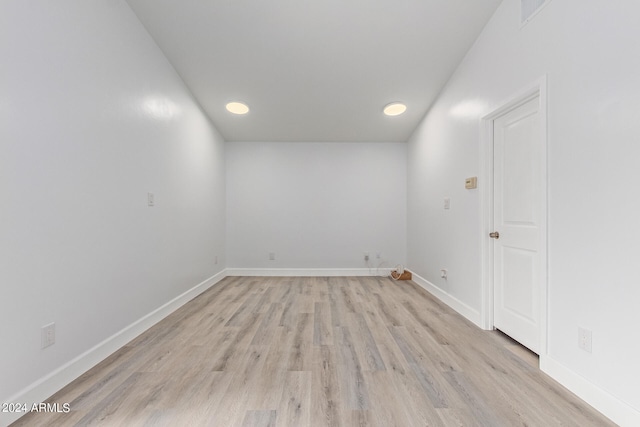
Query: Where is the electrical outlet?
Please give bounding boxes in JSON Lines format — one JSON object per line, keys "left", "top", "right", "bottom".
{"left": 440, "top": 269, "right": 448, "bottom": 279}
{"left": 578, "top": 327, "right": 592, "bottom": 353}
{"left": 269, "top": 252, "right": 275, "bottom": 261}
{"left": 41, "top": 323, "right": 55, "bottom": 349}
{"left": 147, "top": 192, "right": 155, "bottom": 207}
{"left": 444, "top": 197, "right": 451, "bottom": 210}
{"left": 364, "top": 252, "right": 370, "bottom": 262}
{"left": 376, "top": 252, "right": 381, "bottom": 259}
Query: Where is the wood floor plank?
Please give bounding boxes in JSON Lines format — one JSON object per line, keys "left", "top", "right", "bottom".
{"left": 335, "top": 326, "right": 370, "bottom": 411}
{"left": 356, "top": 308, "right": 445, "bottom": 426}
{"left": 372, "top": 292, "right": 403, "bottom": 327}
{"left": 276, "top": 371, "right": 311, "bottom": 427}
{"left": 441, "top": 370, "right": 507, "bottom": 427}
{"left": 297, "top": 277, "right": 315, "bottom": 314}
{"left": 71, "top": 372, "right": 151, "bottom": 426}
{"left": 246, "top": 327, "right": 291, "bottom": 411}
{"left": 278, "top": 283, "right": 299, "bottom": 330}
{"left": 251, "top": 302, "right": 283, "bottom": 346}
{"left": 348, "top": 409, "right": 372, "bottom": 427}
{"left": 286, "top": 313, "right": 313, "bottom": 371}
{"left": 167, "top": 371, "right": 235, "bottom": 426}
{"left": 48, "top": 344, "right": 140, "bottom": 411}
{"left": 347, "top": 313, "right": 386, "bottom": 372}
{"left": 253, "top": 287, "right": 275, "bottom": 314}
{"left": 401, "top": 319, "right": 462, "bottom": 373}
{"left": 212, "top": 313, "right": 263, "bottom": 371}
{"left": 389, "top": 326, "right": 450, "bottom": 409}
{"left": 362, "top": 371, "right": 411, "bottom": 427}
{"left": 328, "top": 279, "right": 344, "bottom": 328}
{"left": 313, "top": 302, "right": 333, "bottom": 346}
{"left": 225, "top": 293, "right": 261, "bottom": 327}
{"left": 211, "top": 346, "right": 269, "bottom": 427}
{"left": 241, "top": 410, "right": 277, "bottom": 427}
{"left": 310, "top": 346, "right": 343, "bottom": 427}
{"left": 11, "top": 276, "right": 616, "bottom": 427}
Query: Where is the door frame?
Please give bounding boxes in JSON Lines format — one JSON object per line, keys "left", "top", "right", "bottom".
{"left": 479, "top": 76, "right": 549, "bottom": 358}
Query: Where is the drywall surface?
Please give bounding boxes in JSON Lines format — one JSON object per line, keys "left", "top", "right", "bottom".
{"left": 226, "top": 142, "right": 406, "bottom": 271}
{"left": 0, "top": 0, "right": 225, "bottom": 404}
{"left": 407, "top": 0, "right": 640, "bottom": 421}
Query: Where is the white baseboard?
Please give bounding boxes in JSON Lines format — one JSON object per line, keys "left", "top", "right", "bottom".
{"left": 1, "top": 270, "right": 226, "bottom": 427}
{"left": 541, "top": 356, "right": 640, "bottom": 427}
{"left": 409, "top": 271, "right": 482, "bottom": 328}
{"left": 225, "top": 268, "right": 393, "bottom": 277}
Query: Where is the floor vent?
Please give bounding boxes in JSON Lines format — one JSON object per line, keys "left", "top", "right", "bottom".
{"left": 521, "top": 0, "right": 550, "bottom": 24}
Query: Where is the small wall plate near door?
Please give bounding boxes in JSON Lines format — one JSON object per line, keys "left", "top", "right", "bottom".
{"left": 578, "top": 327, "right": 592, "bottom": 353}
{"left": 41, "top": 323, "right": 55, "bottom": 349}
{"left": 465, "top": 177, "right": 477, "bottom": 189}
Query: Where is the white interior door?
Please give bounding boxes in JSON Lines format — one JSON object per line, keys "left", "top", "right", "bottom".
{"left": 492, "top": 95, "right": 541, "bottom": 354}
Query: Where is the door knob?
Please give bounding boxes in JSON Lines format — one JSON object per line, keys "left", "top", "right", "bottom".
{"left": 489, "top": 231, "right": 500, "bottom": 239}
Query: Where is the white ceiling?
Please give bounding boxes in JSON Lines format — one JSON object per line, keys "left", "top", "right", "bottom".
{"left": 126, "top": 0, "right": 502, "bottom": 142}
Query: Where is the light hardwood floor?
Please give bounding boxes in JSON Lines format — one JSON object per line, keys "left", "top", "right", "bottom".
{"left": 12, "top": 276, "right": 615, "bottom": 426}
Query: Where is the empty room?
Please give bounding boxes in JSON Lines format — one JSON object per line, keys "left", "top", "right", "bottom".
{"left": 2, "top": 0, "right": 639, "bottom": 426}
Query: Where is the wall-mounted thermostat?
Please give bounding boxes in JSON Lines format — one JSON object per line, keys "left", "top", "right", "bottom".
{"left": 465, "top": 177, "right": 477, "bottom": 189}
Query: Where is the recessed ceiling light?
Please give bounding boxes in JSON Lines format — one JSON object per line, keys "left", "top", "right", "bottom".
{"left": 226, "top": 101, "right": 249, "bottom": 115}
{"left": 383, "top": 102, "right": 407, "bottom": 116}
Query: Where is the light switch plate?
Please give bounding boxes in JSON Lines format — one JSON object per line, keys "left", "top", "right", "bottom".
{"left": 578, "top": 327, "right": 592, "bottom": 353}
{"left": 42, "top": 323, "right": 55, "bottom": 349}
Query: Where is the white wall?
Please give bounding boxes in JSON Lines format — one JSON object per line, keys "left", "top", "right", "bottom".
{"left": 407, "top": 0, "right": 640, "bottom": 423}
{"left": 0, "top": 0, "right": 225, "bottom": 410}
{"left": 226, "top": 142, "right": 406, "bottom": 272}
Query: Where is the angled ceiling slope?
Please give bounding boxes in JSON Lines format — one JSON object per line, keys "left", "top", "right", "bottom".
{"left": 126, "top": 0, "right": 502, "bottom": 142}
